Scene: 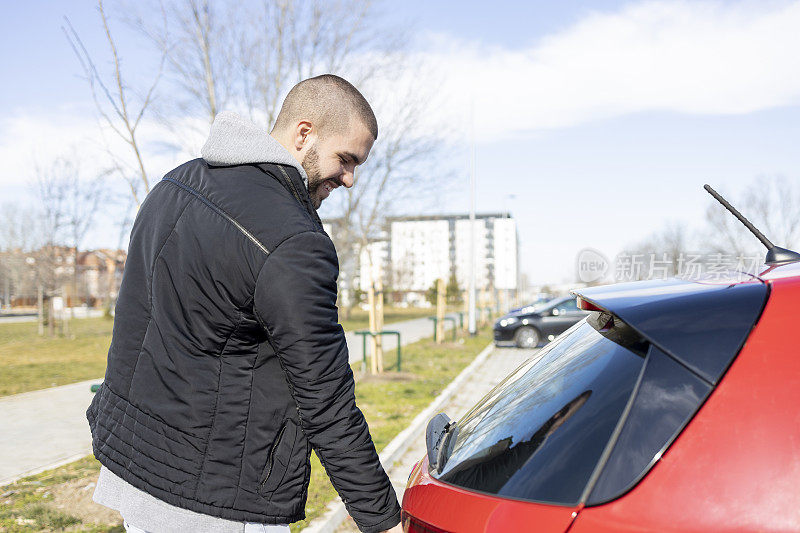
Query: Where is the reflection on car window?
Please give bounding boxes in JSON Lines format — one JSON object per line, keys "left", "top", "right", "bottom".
{"left": 435, "top": 322, "right": 645, "bottom": 505}
{"left": 555, "top": 298, "right": 579, "bottom": 313}
{"left": 439, "top": 391, "right": 592, "bottom": 495}
{"left": 587, "top": 345, "right": 710, "bottom": 504}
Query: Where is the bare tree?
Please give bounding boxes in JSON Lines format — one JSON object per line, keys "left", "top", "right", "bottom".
{"left": 128, "top": 0, "right": 236, "bottom": 130}
{"left": 0, "top": 203, "right": 38, "bottom": 253}
{"left": 704, "top": 176, "right": 800, "bottom": 257}
{"left": 101, "top": 192, "right": 137, "bottom": 314}
{"left": 30, "top": 155, "right": 110, "bottom": 330}
{"left": 63, "top": 161, "right": 110, "bottom": 311}
{"left": 63, "top": 0, "right": 166, "bottom": 205}
{"left": 621, "top": 221, "right": 693, "bottom": 280}
{"left": 130, "top": 0, "right": 390, "bottom": 130}
{"left": 238, "top": 0, "right": 385, "bottom": 125}
{"left": 619, "top": 176, "right": 800, "bottom": 282}
{"left": 0, "top": 204, "right": 39, "bottom": 310}
{"left": 33, "top": 159, "right": 74, "bottom": 335}
{"left": 124, "top": 0, "right": 446, "bottom": 315}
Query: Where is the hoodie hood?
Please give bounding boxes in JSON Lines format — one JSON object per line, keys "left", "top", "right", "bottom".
{"left": 200, "top": 111, "right": 308, "bottom": 188}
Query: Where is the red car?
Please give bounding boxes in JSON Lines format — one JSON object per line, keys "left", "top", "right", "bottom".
{"left": 402, "top": 260, "right": 800, "bottom": 532}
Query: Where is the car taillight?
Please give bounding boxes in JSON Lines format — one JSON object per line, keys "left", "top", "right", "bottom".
{"left": 401, "top": 510, "right": 449, "bottom": 533}
{"left": 577, "top": 296, "right": 603, "bottom": 311}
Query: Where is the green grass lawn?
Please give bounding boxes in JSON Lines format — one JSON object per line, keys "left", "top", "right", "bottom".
{"left": 0, "top": 329, "right": 493, "bottom": 532}
{"left": 0, "top": 317, "right": 114, "bottom": 397}
{"left": 0, "top": 307, "right": 458, "bottom": 398}
{"left": 0, "top": 456, "right": 123, "bottom": 533}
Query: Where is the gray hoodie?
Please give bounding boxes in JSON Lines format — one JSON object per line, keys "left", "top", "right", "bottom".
{"left": 200, "top": 111, "right": 308, "bottom": 188}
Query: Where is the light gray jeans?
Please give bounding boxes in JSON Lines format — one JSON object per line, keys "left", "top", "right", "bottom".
{"left": 123, "top": 520, "right": 291, "bottom": 533}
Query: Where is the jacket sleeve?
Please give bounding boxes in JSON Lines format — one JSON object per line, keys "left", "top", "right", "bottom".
{"left": 253, "top": 230, "right": 401, "bottom": 533}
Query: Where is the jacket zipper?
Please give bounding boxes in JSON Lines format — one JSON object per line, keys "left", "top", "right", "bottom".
{"left": 162, "top": 177, "right": 270, "bottom": 255}
{"left": 277, "top": 166, "right": 304, "bottom": 206}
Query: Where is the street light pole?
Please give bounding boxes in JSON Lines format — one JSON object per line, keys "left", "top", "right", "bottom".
{"left": 468, "top": 99, "right": 477, "bottom": 336}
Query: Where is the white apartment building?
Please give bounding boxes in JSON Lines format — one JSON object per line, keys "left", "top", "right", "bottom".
{"left": 324, "top": 214, "right": 519, "bottom": 305}
{"left": 390, "top": 219, "right": 450, "bottom": 292}
{"left": 358, "top": 240, "right": 390, "bottom": 291}
{"left": 388, "top": 213, "right": 518, "bottom": 300}
{"left": 492, "top": 217, "right": 518, "bottom": 290}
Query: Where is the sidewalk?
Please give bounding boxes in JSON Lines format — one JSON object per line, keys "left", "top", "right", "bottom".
{"left": 0, "top": 378, "right": 98, "bottom": 485}
{"left": 0, "top": 315, "right": 458, "bottom": 487}
{"left": 0, "top": 309, "right": 105, "bottom": 324}
{"left": 344, "top": 315, "right": 457, "bottom": 364}
{"left": 309, "top": 345, "right": 537, "bottom": 532}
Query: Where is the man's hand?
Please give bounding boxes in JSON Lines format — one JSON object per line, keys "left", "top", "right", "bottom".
{"left": 381, "top": 524, "right": 403, "bottom": 533}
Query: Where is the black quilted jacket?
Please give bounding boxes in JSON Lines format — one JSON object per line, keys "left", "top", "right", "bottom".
{"left": 87, "top": 156, "right": 400, "bottom": 532}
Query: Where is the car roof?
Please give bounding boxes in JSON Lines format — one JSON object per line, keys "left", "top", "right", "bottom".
{"left": 757, "top": 259, "right": 800, "bottom": 281}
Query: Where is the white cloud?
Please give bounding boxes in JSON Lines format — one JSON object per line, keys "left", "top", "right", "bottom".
{"left": 413, "top": 0, "right": 800, "bottom": 140}
{"left": 3, "top": 0, "right": 800, "bottom": 196}
{"left": 0, "top": 106, "right": 202, "bottom": 194}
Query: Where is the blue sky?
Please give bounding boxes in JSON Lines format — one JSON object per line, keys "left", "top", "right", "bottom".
{"left": 2, "top": 2, "right": 152, "bottom": 109}
{"left": 2, "top": 1, "right": 800, "bottom": 284}
{"left": 385, "top": 0, "right": 628, "bottom": 47}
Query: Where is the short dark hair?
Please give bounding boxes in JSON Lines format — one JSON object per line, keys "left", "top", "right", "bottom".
{"left": 272, "top": 74, "right": 378, "bottom": 140}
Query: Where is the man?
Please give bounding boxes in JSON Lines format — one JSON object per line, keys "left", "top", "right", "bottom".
{"left": 88, "top": 74, "right": 402, "bottom": 533}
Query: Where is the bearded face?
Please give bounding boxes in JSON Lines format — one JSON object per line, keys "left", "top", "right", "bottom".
{"left": 303, "top": 144, "right": 326, "bottom": 209}
{"left": 300, "top": 122, "right": 374, "bottom": 210}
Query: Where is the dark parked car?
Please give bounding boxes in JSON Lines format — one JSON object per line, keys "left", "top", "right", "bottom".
{"left": 507, "top": 294, "right": 552, "bottom": 314}
{"left": 493, "top": 295, "right": 589, "bottom": 348}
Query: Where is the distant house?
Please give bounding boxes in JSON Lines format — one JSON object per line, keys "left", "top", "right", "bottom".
{"left": 76, "top": 249, "right": 127, "bottom": 306}
{"left": 0, "top": 246, "right": 126, "bottom": 309}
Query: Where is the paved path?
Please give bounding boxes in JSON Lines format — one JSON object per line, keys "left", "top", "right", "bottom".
{"left": 0, "top": 314, "right": 37, "bottom": 324}
{"left": 0, "top": 309, "right": 105, "bottom": 324}
{"left": 0, "top": 378, "right": 98, "bottom": 485}
{"left": 0, "top": 316, "right": 458, "bottom": 487}
{"left": 344, "top": 314, "right": 458, "bottom": 365}
{"left": 334, "top": 346, "right": 537, "bottom": 533}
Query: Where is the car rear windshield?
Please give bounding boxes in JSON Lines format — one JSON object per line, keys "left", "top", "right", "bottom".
{"left": 434, "top": 318, "right": 647, "bottom": 505}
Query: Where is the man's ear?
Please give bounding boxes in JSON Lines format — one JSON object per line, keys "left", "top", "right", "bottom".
{"left": 293, "top": 121, "right": 315, "bottom": 151}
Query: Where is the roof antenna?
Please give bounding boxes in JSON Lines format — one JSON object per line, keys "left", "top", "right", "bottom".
{"left": 704, "top": 184, "right": 800, "bottom": 265}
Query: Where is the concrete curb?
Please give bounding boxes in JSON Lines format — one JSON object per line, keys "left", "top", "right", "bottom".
{"left": 302, "top": 341, "right": 496, "bottom": 533}
{"left": 1, "top": 449, "right": 93, "bottom": 487}
{"left": 0, "top": 377, "right": 103, "bottom": 403}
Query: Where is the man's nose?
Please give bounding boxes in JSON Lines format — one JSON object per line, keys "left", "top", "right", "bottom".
{"left": 342, "top": 172, "right": 354, "bottom": 188}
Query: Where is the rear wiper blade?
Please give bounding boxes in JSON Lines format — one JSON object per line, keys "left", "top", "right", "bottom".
{"left": 426, "top": 413, "right": 454, "bottom": 472}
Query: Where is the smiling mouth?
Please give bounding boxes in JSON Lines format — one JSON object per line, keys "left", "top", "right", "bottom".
{"left": 322, "top": 179, "right": 341, "bottom": 194}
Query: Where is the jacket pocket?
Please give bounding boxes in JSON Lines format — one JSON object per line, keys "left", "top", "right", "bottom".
{"left": 258, "top": 419, "right": 298, "bottom": 498}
